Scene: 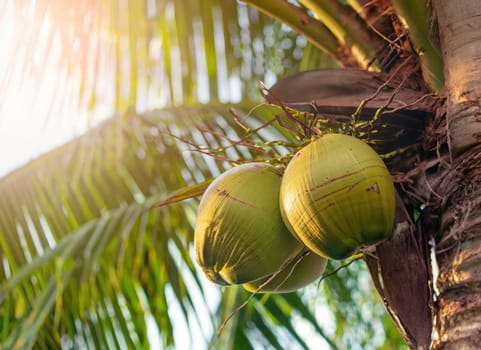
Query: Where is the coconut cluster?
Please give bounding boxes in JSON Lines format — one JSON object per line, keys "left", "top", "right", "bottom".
{"left": 194, "top": 134, "right": 396, "bottom": 293}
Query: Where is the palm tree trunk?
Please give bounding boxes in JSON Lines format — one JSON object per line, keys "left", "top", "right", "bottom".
{"left": 431, "top": 1, "right": 481, "bottom": 348}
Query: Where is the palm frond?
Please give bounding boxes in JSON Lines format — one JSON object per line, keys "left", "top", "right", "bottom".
{"left": 1, "top": 102, "right": 332, "bottom": 349}
{"left": 0, "top": 0, "right": 306, "bottom": 183}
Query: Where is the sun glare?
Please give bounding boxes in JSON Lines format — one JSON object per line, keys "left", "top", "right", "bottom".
{"left": 0, "top": 1, "right": 113, "bottom": 177}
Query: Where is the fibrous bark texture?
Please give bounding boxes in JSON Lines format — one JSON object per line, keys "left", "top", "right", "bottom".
{"left": 433, "top": 147, "right": 481, "bottom": 349}
{"left": 432, "top": 0, "right": 481, "bottom": 348}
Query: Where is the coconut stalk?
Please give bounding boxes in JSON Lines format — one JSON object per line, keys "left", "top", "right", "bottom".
{"left": 241, "top": 0, "right": 360, "bottom": 67}
{"left": 298, "top": 0, "right": 385, "bottom": 68}
{"left": 390, "top": 0, "right": 444, "bottom": 92}
{"left": 242, "top": 251, "right": 327, "bottom": 293}
{"left": 263, "top": 68, "right": 435, "bottom": 155}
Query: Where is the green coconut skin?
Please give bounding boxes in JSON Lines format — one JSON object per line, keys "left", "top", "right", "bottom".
{"left": 242, "top": 250, "right": 327, "bottom": 293}
{"left": 280, "top": 134, "right": 396, "bottom": 260}
{"left": 194, "top": 163, "right": 304, "bottom": 286}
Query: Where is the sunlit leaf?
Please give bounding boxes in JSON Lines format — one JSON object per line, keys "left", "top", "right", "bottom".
{"left": 155, "top": 179, "right": 213, "bottom": 208}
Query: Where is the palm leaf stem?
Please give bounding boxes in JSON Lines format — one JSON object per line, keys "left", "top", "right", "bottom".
{"left": 241, "top": 0, "right": 359, "bottom": 67}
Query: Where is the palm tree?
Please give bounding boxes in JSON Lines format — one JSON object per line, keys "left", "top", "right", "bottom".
{"left": 1, "top": 0, "right": 479, "bottom": 349}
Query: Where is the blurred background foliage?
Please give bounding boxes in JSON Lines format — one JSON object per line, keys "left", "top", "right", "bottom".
{"left": 0, "top": 0, "right": 408, "bottom": 348}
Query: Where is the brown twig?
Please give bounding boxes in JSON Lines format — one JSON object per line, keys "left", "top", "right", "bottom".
{"left": 211, "top": 251, "right": 309, "bottom": 346}
{"left": 317, "top": 255, "right": 363, "bottom": 289}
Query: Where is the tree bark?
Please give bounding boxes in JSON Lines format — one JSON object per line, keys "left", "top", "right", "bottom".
{"left": 431, "top": 1, "right": 481, "bottom": 348}
{"left": 433, "top": 0, "right": 481, "bottom": 152}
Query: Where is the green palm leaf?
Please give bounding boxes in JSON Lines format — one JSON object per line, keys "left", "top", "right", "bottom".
{"left": 0, "top": 104, "right": 327, "bottom": 349}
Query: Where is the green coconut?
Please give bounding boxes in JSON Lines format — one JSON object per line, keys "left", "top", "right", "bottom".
{"left": 280, "top": 134, "right": 396, "bottom": 260}
{"left": 194, "top": 162, "right": 305, "bottom": 285}
{"left": 242, "top": 250, "right": 327, "bottom": 293}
